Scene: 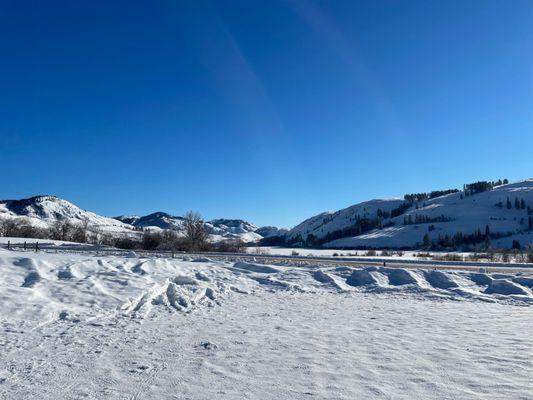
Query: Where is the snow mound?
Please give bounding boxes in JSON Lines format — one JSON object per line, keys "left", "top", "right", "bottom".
{"left": 346, "top": 269, "right": 380, "bottom": 286}
{"left": 381, "top": 268, "right": 419, "bottom": 286}
{"left": 485, "top": 279, "right": 531, "bottom": 296}
{"left": 130, "top": 276, "right": 222, "bottom": 316}
{"left": 57, "top": 268, "right": 74, "bottom": 280}
{"left": 313, "top": 270, "right": 336, "bottom": 284}
{"left": 192, "top": 257, "right": 213, "bottom": 263}
{"left": 312, "top": 270, "right": 350, "bottom": 291}
{"left": 172, "top": 275, "right": 198, "bottom": 285}
{"left": 468, "top": 273, "right": 493, "bottom": 286}
{"left": 131, "top": 262, "right": 147, "bottom": 275}
{"left": 232, "top": 262, "right": 280, "bottom": 274}
{"left": 424, "top": 270, "right": 459, "bottom": 289}
{"left": 512, "top": 277, "right": 533, "bottom": 288}
{"left": 337, "top": 266, "right": 533, "bottom": 302}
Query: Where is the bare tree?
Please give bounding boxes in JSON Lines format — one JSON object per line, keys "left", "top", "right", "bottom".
{"left": 0, "top": 218, "right": 18, "bottom": 237}
{"left": 183, "top": 211, "right": 209, "bottom": 251}
{"left": 0, "top": 218, "right": 46, "bottom": 238}
{"left": 71, "top": 224, "right": 88, "bottom": 243}
{"left": 49, "top": 220, "right": 74, "bottom": 241}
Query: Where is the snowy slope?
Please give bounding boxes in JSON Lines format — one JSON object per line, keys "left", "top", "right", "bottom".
{"left": 116, "top": 212, "right": 185, "bottom": 231}
{"left": 0, "top": 195, "right": 134, "bottom": 234}
{"left": 287, "top": 198, "right": 405, "bottom": 241}
{"left": 287, "top": 180, "right": 533, "bottom": 249}
{"left": 255, "top": 226, "right": 289, "bottom": 238}
{"left": 0, "top": 196, "right": 269, "bottom": 243}
{"left": 205, "top": 219, "right": 261, "bottom": 242}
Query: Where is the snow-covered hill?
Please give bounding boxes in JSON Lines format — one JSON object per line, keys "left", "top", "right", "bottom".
{"left": 205, "top": 219, "right": 262, "bottom": 243}
{"left": 286, "top": 179, "right": 533, "bottom": 249}
{"left": 115, "top": 213, "right": 263, "bottom": 243}
{"left": 288, "top": 198, "right": 405, "bottom": 242}
{"left": 0, "top": 195, "right": 134, "bottom": 234}
{"left": 115, "top": 212, "right": 185, "bottom": 231}
{"left": 255, "top": 226, "right": 289, "bottom": 238}
{"left": 1, "top": 197, "right": 267, "bottom": 243}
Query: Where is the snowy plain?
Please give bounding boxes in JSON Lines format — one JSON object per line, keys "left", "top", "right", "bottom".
{"left": 1, "top": 247, "right": 533, "bottom": 399}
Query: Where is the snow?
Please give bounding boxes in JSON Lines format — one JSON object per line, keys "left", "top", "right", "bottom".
{"left": 254, "top": 226, "right": 289, "bottom": 238}
{"left": 1, "top": 248, "right": 533, "bottom": 399}
{"left": 0, "top": 195, "right": 133, "bottom": 234}
{"left": 288, "top": 198, "right": 405, "bottom": 241}
{"left": 286, "top": 179, "right": 533, "bottom": 249}
{"left": 1, "top": 197, "right": 268, "bottom": 243}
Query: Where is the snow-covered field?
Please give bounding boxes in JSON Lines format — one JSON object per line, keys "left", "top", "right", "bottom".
{"left": 1, "top": 248, "right": 533, "bottom": 399}
{"left": 248, "top": 246, "right": 429, "bottom": 259}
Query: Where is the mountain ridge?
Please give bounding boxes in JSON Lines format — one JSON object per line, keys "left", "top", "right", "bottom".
{"left": 2, "top": 178, "right": 533, "bottom": 249}
{"left": 0, "top": 196, "right": 271, "bottom": 243}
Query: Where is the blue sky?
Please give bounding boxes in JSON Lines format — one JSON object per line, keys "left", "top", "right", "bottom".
{"left": 1, "top": 0, "right": 532, "bottom": 227}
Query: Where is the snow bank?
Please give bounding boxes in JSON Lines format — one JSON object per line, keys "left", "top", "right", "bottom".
{"left": 232, "top": 261, "right": 280, "bottom": 274}
{"left": 338, "top": 266, "right": 533, "bottom": 302}
{"left": 485, "top": 279, "right": 531, "bottom": 296}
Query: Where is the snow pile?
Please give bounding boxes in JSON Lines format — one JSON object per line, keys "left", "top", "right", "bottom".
{"left": 485, "top": 279, "right": 530, "bottom": 296}
{"left": 338, "top": 266, "right": 533, "bottom": 302}
{"left": 1, "top": 249, "right": 532, "bottom": 329}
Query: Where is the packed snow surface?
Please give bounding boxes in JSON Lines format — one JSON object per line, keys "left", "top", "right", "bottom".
{"left": 1, "top": 249, "right": 533, "bottom": 399}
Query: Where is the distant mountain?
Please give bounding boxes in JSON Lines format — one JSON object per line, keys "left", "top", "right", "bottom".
{"left": 5, "top": 179, "right": 532, "bottom": 250}
{"left": 115, "top": 212, "right": 185, "bottom": 231}
{"left": 0, "top": 196, "right": 271, "bottom": 243}
{"left": 205, "top": 219, "right": 262, "bottom": 243}
{"left": 255, "top": 226, "right": 289, "bottom": 238}
{"left": 284, "top": 179, "right": 533, "bottom": 250}
{"left": 0, "top": 195, "right": 133, "bottom": 234}
{"left": 115, "top": 214, "right": 263, "bottom": 243}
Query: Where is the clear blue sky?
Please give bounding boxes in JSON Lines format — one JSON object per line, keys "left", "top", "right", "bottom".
{"left": 1, "top": 0, "right": 532, "bottom": 227}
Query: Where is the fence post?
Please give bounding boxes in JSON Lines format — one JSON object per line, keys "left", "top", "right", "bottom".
{"left": 7, "top": 241, "right": 10, "bottom": 250}
{"left": 35, "top": 242, "right": 39, "bottom": 252}
{"left": 24, "top": 241, "right": 27, "bottom": 250}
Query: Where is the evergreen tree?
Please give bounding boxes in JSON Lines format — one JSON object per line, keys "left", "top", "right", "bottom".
{"left": 422, "top": 233, "right": 430, "bottom": 249}
{"left": 484, "top": 234, "right": 491, "bottom": 250}
{"left": 515, "top": 197, "right": 520, "bottom": 210}
{"left": 506, "top": 197, "right": 512, "bottom": 209}
{"left": 512, "top": 240, "right": 521, "bottom": 250}
{"left": 520, "top": 199, "right": 526, "bottom": 209}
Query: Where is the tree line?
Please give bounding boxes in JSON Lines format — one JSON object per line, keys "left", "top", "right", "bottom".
{"left": 404, "top": 189, "right": 459, "bottom": 203}
{"left": 0, "top": 211, "right": 246, "bottom": 253}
